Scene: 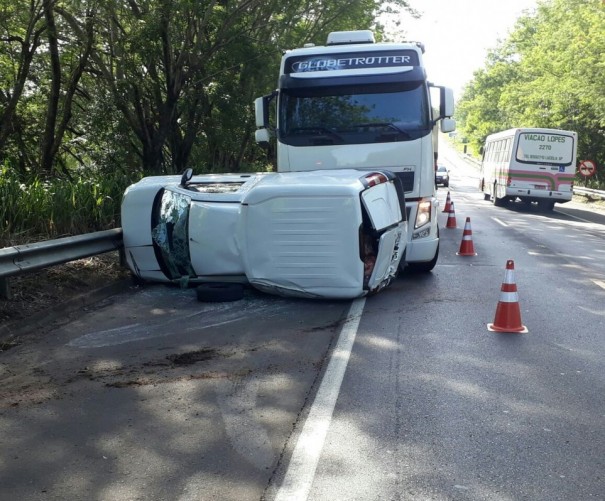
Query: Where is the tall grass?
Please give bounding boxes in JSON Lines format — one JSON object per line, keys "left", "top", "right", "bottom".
{"left": 1, "top": 165, "right": 137, "bottom": 247}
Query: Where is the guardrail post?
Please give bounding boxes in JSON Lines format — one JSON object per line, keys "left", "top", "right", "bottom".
{"left": 119, "top": 247, "right": 126, "bottom": 268}
{"left": 0, "top": 277, "right": 11, "bottom": 300}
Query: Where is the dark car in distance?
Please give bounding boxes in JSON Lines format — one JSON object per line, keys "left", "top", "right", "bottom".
{"left": 436, "top": 165, "right": 449, "bottom": 187}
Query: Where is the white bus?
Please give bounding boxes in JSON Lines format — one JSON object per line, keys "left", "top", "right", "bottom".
{"left": 479, "top": 128, "right": 577, "bottom": 211}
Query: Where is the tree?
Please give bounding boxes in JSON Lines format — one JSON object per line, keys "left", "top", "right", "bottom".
{"left": 2, "top": 0, "right": 416, "bottom": 179}
{"left": 0, "top": 0, "right": 46, "bottom": 174}
{"left": 39, "top": 0, "right": 97, "bottom": 177}
{"left": 456, "top": 0, "right": 605, "bottom": 184}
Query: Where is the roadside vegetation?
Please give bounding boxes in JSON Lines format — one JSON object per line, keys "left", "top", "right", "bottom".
{"left": 0, "top": 0, "right": 415, "bottom": 246}
{"left": 4, "top": 0, "right": 604, "bottom": 248}
{"left": 455, "top": 0, "right": 605, "bottom": 189}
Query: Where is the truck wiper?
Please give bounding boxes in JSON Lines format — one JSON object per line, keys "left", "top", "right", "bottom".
{"left": 356, "top": 122, "right": 411, "bottom": 139}
{"left": 288, "top": 127, "right": 344, "bottom": 142}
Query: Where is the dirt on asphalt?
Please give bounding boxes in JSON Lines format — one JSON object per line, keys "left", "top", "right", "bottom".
{"left": 0, "top": 251, "right": 131, "bottom": 346}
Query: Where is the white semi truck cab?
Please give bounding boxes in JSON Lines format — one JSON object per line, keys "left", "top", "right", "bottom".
{"left": 255, "top": 30, "right": 455, "bottom": 271}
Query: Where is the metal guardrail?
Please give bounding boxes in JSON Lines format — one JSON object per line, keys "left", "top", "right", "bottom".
{"left": 573, "top": 186, "right": 605, "bottom": 200}
{"left": 0, "top": 228, "right": 123, "bottom": 300}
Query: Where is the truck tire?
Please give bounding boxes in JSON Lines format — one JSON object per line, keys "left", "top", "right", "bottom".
{"left": 405, "top": 242, "right": 439, "bottom": 273}
{"left": 196, "top": 283, "right": 244, "bottom": 302}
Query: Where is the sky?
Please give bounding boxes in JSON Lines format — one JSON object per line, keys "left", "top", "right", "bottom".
{"left": 392, "top": 0, "right": 539, "bottom": 98}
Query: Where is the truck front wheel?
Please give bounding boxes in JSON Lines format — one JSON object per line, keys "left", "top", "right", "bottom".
{"left": 405, "top": 242, "right": 439, "bottom": 273}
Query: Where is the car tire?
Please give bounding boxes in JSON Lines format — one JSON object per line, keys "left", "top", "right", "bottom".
{"left": 196, "top": 283, "right": 244, "bottom": 302}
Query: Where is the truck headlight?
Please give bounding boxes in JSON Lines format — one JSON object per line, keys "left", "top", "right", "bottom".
{"left": 414, "top": 199, "right": 432, "bottom": 229}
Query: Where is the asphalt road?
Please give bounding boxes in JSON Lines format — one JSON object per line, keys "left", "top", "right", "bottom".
{"left": 271, "top": 147, "right": 605, "bottom": 501}
{"left": 1, "top": 145, "right": 604, "bottom": 501}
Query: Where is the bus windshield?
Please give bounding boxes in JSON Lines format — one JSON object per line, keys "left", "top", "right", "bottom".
{"left": 516, "top": 132, "right": 575, "bottom": 165}
{"left": 279, "top": 82, "right": 430, "bottom": 146}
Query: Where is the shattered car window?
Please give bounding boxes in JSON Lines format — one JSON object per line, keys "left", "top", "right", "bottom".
{"left": 151, "top": 189, "right": 196, "bottom": 280}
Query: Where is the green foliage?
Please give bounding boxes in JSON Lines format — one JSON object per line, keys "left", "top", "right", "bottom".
{"left": 456, "top": 0, "right": 605, "bottom": 187}
{"left": 0, "top": 0, "right": 416, "bottom": 243}
{"left": 0, "top": 162, "right": 137, "bottom": 246}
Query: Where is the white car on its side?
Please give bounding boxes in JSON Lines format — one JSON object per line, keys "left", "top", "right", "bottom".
{"left": 121, "top": 169, "right": 408, "bottom": 299}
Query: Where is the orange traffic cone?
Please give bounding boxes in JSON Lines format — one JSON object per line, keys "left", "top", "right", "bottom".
{"left": 445, "top": 200, "right": 457, "bottom": 228}
{"left": 457, "top": 217, "right": 477, "bottom": 256}
{"left": 442, "top": 191, "right": 452, "bottom": 213}
{"left": 488, "top": 260, "right": 528, "bottom": 333}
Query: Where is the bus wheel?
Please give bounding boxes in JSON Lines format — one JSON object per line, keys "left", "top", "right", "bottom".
{"left": 538, "top": 200, "right": 555, "bottom": 212}
{"left": 480, "top": 179, "right": 490, "bottom": 200}
{"left": 492, "top": 183, "right": 506, "bottom": 207}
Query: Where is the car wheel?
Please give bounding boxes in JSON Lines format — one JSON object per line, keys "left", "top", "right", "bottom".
{"left": 196, "top": 283, "right": 244, "bottom": 302}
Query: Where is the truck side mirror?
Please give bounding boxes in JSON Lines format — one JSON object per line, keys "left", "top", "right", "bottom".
{"left": 441, "top": 118, "right": 456, "bottom": 133}
{"left": 255, "top": 128, "right": 271, "bottom": 147}
{"left": 441, "top": 87, "right": 455, "bottom": 118}
{"left": 254, "top": 97, "right": 267, "bottom": 128}
{"left": 254, "top": 91, "right": 278, "bottom": 128}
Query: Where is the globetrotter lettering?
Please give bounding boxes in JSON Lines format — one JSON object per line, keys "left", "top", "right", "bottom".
{"left": 290, "top": 54, "right": 413, "bottom": 73}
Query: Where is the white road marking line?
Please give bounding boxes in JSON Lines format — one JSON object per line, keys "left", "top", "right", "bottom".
{"left": 554, "top": 208, "right": 593, "bottom": 223}
{"left": 274, "top": 297, "right": 366, "bottom": 501}
{"left": 592, "top": 279, "right": 605, "bottom": 290}
{"left": 492, "top": 217, "right": 508, "bottom": 227}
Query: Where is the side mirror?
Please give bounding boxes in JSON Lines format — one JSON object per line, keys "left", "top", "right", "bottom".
{"left": 254, "top": 97, "right": 266, "bottom": 128}
{"left": 441, "top": 118, "right": 456, "bottom": 133}
{"left": 180, "top": 167, "right": 193, "bottom": 187}
{"left": 441, "top": 87, "right": 455, "bottom": 118}
{"left": 254, "top": 91, "right": 277, "bottom": 128}
{"left": 255, "top": 128, "right": 271, "bottom": 147}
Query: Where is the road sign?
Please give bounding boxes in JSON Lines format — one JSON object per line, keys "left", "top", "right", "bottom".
{"left": 579, "top": 160, "right": 597, "bottom": 177}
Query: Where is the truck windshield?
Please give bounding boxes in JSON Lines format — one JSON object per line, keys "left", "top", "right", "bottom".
{"left": 279, "top": 82, "right": 430, "bottom": 146}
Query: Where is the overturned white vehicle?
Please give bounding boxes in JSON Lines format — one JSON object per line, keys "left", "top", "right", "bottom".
{"left": 121, "top": 169, "right": 408, "bottom": 299}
